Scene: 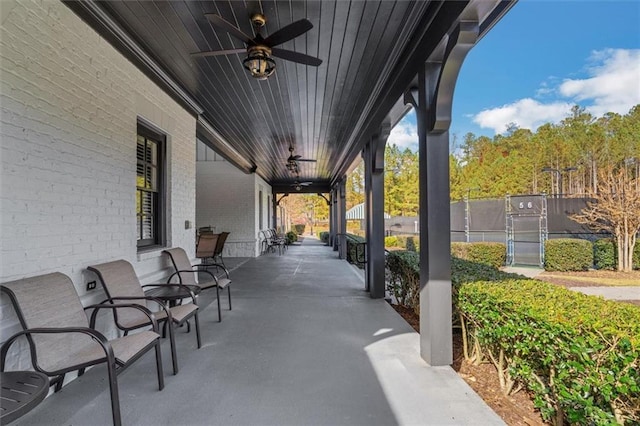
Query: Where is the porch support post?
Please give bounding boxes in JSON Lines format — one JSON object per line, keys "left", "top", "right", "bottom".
{"left": 330, "top": 187, "right": 337, "bottom": 250}
{"left": 364, "top": 126, "right": 390, "bottom": 298}
{"left": 272, "top": 191, "right": 278, "bottom": 229}
{"left": 337, "top": 178, "right": 347, "bottom": 259}
{"left": 405, "top": 21, "right": 478, "bottom": 366}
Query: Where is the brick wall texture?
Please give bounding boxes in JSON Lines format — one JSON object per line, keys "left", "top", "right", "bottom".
{"left": 0, "top": 0, "right": 197, "bottom": 365}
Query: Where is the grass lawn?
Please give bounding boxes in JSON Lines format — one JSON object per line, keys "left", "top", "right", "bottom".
{"left": 537, "top": 270, "right": 640, "bottom": 286}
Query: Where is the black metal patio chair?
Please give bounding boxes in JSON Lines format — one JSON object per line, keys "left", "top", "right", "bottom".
{"left": 88, "top": 260, "right": 201, "bottom": 376}
{"left": 0, "top": 272, "right": 164, "bottom": 426}
{"left": 163, "top": 247, "right": 232, "bottom": 322}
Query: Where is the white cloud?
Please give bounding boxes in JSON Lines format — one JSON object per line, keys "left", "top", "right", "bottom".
{"left": 473, "top": 48, "right": 640, "bottom": 134}
{"left": 474, "top": 98, "right": 573, "bottom": 134}
{"left": 559, "top": 49, "right": 640, "bottom": 117}
{"left": 388, "top": 119, "right": 418, "bottom": 150}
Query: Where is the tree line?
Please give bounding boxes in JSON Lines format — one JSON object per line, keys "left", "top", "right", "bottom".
{"left": 345, "top": 104, "right": 639, "bottom": 212}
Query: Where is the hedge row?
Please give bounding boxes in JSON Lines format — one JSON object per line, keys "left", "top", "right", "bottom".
{"left": 594, "top": 238, "right": 640, "bottom": 270}
{"left": 544, "top": 238, "right": 593, "bottom": 271}
{"left": 458, "top": 280, "right": 639, "bottom": 425}
{"left": 451, "top": 242, "right": 506, "bottom": 269}
{"left": 384, "top": 235, "right": 419, "bottom": 251}
{"left": 318, "top": 231, "right": 330, "bottom": 244}
{"left": 345, "top": 234, "right": 366, "bottom": 267}
{"left": 545, "top": 238, "right": 640, "bottom": 271}
{"left": 385, "top": 252, "right": 639, "bottom": 424}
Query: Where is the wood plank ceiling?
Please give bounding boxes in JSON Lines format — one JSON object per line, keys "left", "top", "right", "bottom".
{"left": 68, "top": 0, "right": 514, "bottom": 190}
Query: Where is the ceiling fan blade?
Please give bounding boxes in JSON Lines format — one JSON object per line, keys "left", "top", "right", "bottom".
{"left": 264, "top": 19, "right": 313, "bottom": 47}
{"left": 191, "top": 48, "right": 246, "bottom": 58}
{"left": 271, "top": 48, "right": 322, "bottom": 66}
{"left": 300, "top": 182, "right": 313, "bottom": 186}
{"left": 296, "top": 159, "right": 317, "bottom": 162}
{"left": 205, "top": 14, "right": 255, "bottom": 45}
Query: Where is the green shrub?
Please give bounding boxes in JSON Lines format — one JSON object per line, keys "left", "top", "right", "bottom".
{"left": 285, "top": 231, "right": 297, "bottom": 245}
{"left": 385, "top": 254, "right": 519, "bottom": 316}
{"left": 386, "top": 251, "right": 420, "bottom": 312}
{"left": 384, "top": 236, "right": 399, "bottom": 248}
{"left": 544, "top": 238, "right": 592, "bottom": 271}
{"left": 345, "top": 234, "right": 366, "bottom": 268}
{"left": 405, "top": 236, "right": 416, "bottom": 252}
{"left": 293, "top": 224, "right": 305, "bottom": 235}
{"left": 594, "top": 238, "right": 616, "bottom": 270}
{"left": 387, "top": 249, "right": 640, "bottom": 423}
{"left": 458, "top": 279, "right": 640, "bottom": 425}
{"left": 319, "top": 231, "right": 329, "bottom": 244}
{"left": 593, "top": 238, "right": 640, "bottom": 270}
{"left": 450, "top": 242, "right": 506, "bottom": 269}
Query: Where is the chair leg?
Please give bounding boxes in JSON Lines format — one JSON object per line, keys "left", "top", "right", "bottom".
{"left": 194, "top": 311, "right": 202, "bottom": 348}
{"left": 154, "top": 340, "right": 165, "bottom": 391}
{"left": 106, "top": 362, "right": 122, "bottom": 426}
{"left": 167, "top": 319, "right": 178, "bottom": 375}
{"left": 227, "top": 286, "right": 232, "bottom": 310}
{"left": 216, "top": 286, "right": 222, "bottom": 322}
{"left": 53, "top": 374, "right": 65, "bottom": 392}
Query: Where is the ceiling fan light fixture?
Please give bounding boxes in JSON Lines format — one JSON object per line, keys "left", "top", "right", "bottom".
{"left": 294, "top": 184, "right": 302, "bottom": 191}
{"left": 243, "top": 46, "right": 275, "bottom": 80}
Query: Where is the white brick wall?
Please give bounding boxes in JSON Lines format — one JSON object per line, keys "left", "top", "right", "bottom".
{"left": 0, "top": 1, "right": 197, "bottom": 368}
{"left": 196, "top": 140, "right": 272, "bottom": 257}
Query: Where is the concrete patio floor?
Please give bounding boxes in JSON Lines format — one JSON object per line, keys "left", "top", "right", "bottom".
{"left": 13, "top": 237, "right": 503, "bottom": 425}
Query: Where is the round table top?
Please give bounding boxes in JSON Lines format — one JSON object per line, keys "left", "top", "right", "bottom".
{"left": 144, "top": 284, "right": 201, "bottom": 301}
{"left": 1, "top": 371, "right": 49, "bottom": 423}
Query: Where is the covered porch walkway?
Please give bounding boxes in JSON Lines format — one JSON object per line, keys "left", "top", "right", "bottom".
{"left": 14, "top": 238, "right": 502, "bottom": 425}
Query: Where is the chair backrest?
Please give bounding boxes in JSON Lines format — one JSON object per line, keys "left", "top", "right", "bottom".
{"left": 163, "top": 248, "right": 197, "bottom": 285}
{"left": 214, "top": 232, "right": 230, "bottom": 256}
{"left": 87, "top": 260, "right": 147, "bottom": 328}
{"left": 196, "top": 233, "right": 218, "bottom": 259}
{"left": 1, "top": 273, "right": 92, "bottom": 373}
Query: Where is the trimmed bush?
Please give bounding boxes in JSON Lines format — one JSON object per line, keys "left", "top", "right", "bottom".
{"left": 384, "top": 235, "right": 401, "bottom": 248}
{"left": 594, "top": 238, "right": 616, "bottom": 270}
{"left": 319, "top": 231, "right": 329, "bottom": 244}
{"left": 293, "top": 224, "right": 305, "bottom": 235}
{"left": 386, "top": 250, "right": 639, "bottom": 424}
{"left": 544, "top": 238, "right": 592, "bottom": 271}
{"left": 405, "top": 236, "right": 416, "bottom": 252}
{"left": 345, "top": 234, "right": 366, "bottom": 268}
{"left": 458, "top": 279, "right": 640, "bottom": 425}
{"left": 450, "top": 242, "right": 506, "bottom": 269}
{"left": 285, "top": 231, "right": 297, "bottom": 245}
{"left": 593, "top": 238, "right": 640, "bottom": 270}
{"left": 386, "top": 250, "right": 420, "bottom": 312}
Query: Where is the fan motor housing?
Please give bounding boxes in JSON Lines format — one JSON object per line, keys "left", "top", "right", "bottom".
{"left": 251, "top": 13, "right": 266, "bottom": 28}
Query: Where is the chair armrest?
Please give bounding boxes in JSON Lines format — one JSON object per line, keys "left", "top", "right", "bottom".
{"left": 97, "top": 296, "right": 173, "bottom": 322}
{"left": 166, "top": 270, "right": 219, "bottom": 286}
{"left": 195, "top": 263, "right": 230, "bottom": 279}
{"left": 1, "top": 327, "right": 116, "bottom": 376}
{"left": 84, "top": 303, "right": 160, "bottom": 333}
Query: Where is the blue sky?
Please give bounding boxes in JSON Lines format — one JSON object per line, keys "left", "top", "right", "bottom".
{"left": 388, "top": 0, "right": 640, "bottom": 152}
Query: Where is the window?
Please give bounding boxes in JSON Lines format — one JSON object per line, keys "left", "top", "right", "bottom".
{"left": 136, "top": 123, "right": 165, "bottom": 248}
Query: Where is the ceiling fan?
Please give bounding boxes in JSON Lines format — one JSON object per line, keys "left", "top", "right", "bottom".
{"left": 193, "top": 13, "right": 322, "bottom": 80}
{"left": 285, "top": 146, "right": 316, "bottom": 173}
{"left": 290, "top": 171, "right": 312, "bottom": 191}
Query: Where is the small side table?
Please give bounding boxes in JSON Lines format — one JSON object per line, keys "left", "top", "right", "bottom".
{"left": 144, "top": 284, "right": 201, "bottom": 307}
{"left": 1, "top": 371, "right": 49, "bottom": 423}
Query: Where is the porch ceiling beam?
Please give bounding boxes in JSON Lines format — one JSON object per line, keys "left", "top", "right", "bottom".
{"left": 271, "top": 183, "right": 332, "bottom": 194}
